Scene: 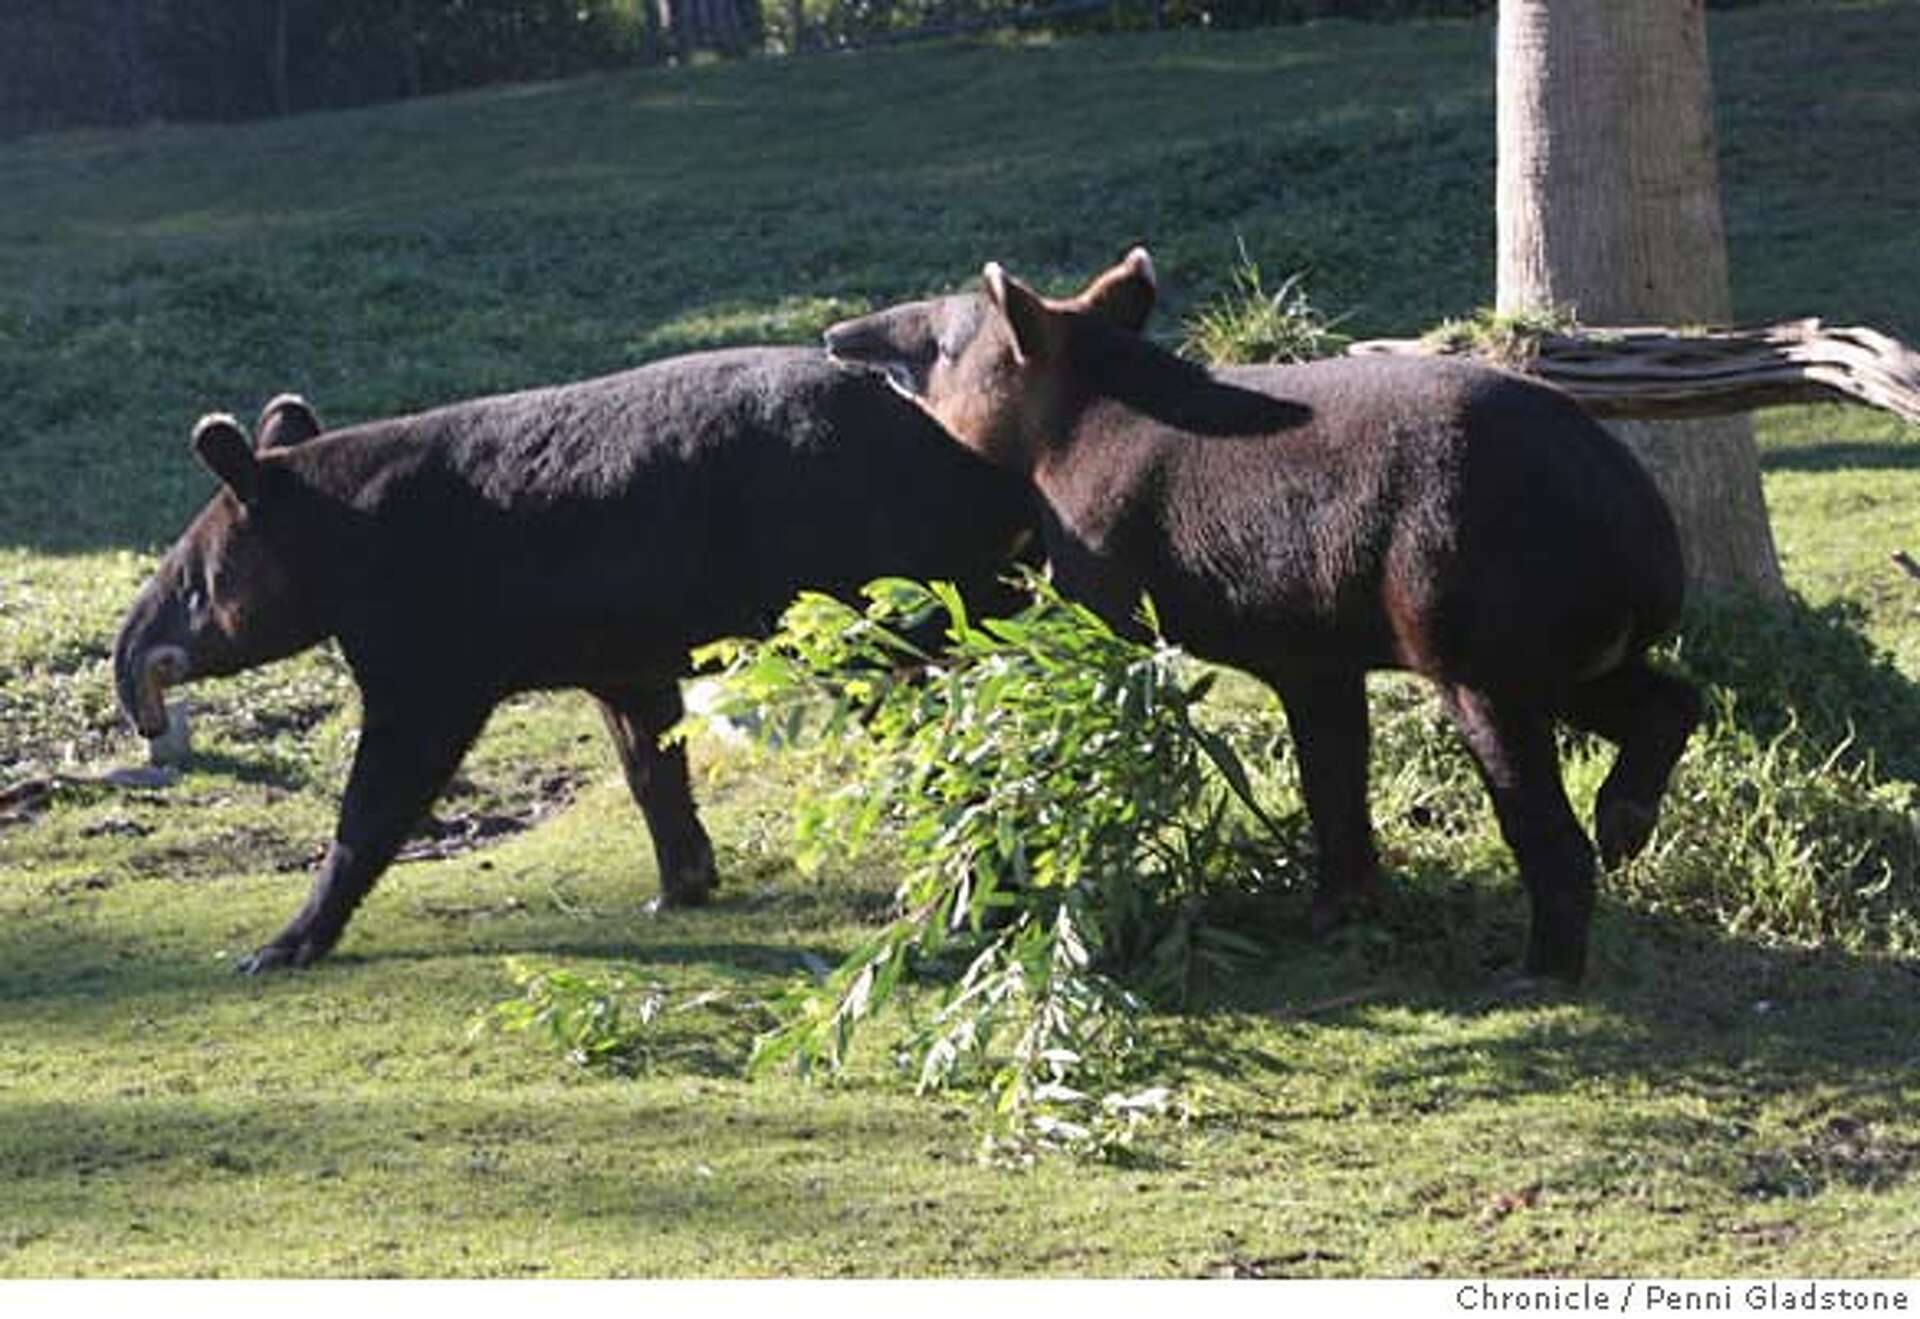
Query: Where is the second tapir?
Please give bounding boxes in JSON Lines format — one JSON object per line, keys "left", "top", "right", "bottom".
{"left": 112, "top": 347, "right": 1046, "bottom": 973}
{"left": 825, "top": 249, "right": 1701, "bottom": 983}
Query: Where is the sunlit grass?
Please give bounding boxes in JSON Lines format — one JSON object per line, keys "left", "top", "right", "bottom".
{"left": 1, "top": 1, "right": 1917, "bottom": 1278}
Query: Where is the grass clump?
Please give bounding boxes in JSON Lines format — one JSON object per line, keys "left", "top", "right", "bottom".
{"left": 1178, "top": 244, "right": 1350, "bottom": 365}
{"left": 1420, "top": 303, "right": 1581, "bottom": 365}
{"left": 1670, "top": 593, "right": 1920, "bottom": 783}
{"left": 1631, "top": 595, "right": 1920, "bottom": 957}
{"left": 1620, "top": 699, "right": 1920, "bottom": 956}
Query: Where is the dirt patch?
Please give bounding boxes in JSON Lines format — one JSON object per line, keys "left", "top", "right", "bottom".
{"left": 1204, "top": 1248, "right": 1347, "bottom": 1278}
{"left": 0, "top": 768, "right": 179, "bottom": 829}
{"left": 396, "top": 770, "right": 585, "bottom": 863}
{"left": 5, "top": 761, "right": 587, "bottom": 882}
{"left": 0, "top": 776, "right": 56, "bottom": 826}
{"left": 1740, "top": 1114, "right": 1919, "bottom": 1199}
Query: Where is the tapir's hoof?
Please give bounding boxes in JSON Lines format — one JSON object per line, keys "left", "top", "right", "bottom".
{"left": 646, "top": 882, "right": 715, "bottom": 916}
{"left": 1519, "top": 945, "right": 1588, "bottom": 989}
{"left": 1308, "top": 876, "right": 1386, "bottom": 939}
{"left": 1596, "top": 799, "right": 1660, "bottom": 868}
{"left": 646, "top": 849, "right": 717, "bottom": 916}
{"left": 1485, "top": 972, "right": 1579, "bottom": 1006}
{"left": 234, "top": 939, "right": 326, "bottom": 975}
{"left": 1308, "top": 898, "right": 1344, "bottom": 940}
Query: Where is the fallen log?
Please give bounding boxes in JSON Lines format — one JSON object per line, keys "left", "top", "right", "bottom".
{"left": 1349, "top": 318, "right": 1920, "bottom": 426}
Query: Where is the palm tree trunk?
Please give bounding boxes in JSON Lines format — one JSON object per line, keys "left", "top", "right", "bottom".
{"left": 270, "top": 0, "right": 291, "bottom": 117}
{"left": 110, "top": 0, "right": 156, "bottom": 123}
{"left": 1497, "top": 0, "right": 1785, "bottom": 603}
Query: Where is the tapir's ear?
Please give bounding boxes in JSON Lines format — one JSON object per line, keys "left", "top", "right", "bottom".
{"left": 1074, "top": 246, "right": 1157, "bottom": 332}
{"left": 982, "top": 262, "right": 1051, "bottom": 364}
{"left": 192, "top": 413, "right": 258, "bottom": 503}
{"left": 256, "top": 393, "right": 322, "bottom": 450}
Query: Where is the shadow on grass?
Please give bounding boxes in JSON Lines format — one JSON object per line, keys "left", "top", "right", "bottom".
{"left": 1758, "top": 441, "right": 1920, "bottom": 474}
{"left": 1354, "top": 905, "right": 1920, "bottom": 1203}
{"left": 4, "top": 836, "right": 1917, "bottom": 1239}
{"left": 0, "top": 930, "right": 233, "bottom": 1017}
{"left": 181, "top": 748, "right": 314, "bottom": 793}
{"left": 1671, "top": 590, "right": 1920, "bottom": 782}
{"left": 1162, "top": 892, "right": 1920, "bottom": 1153}
{"left": 332, "top": 935, "right": 851, "bottom": 984}
{"left": 0, "top": 1074, "right": 1016, "bottom": 1279}
{"left": 0, "top": 901, "right": 851, "bottom": 1019}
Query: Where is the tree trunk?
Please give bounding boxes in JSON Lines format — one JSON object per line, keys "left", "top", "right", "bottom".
{"left": 270, "top": 0, "right": 292, "bottom": 117}
{"left": 397, "top": 0, "right": 423, "bottom": 98}
{"left": 1496, "top": 0, "right": 1785, "bottom": 603}
{"left": 657, "top": 0, "right": 688, "bottom": 62}
{"left": 639, "top": 0, "right": 664, "bottom": 63}
{"left": 109, "top": 0, "right": 156, "bottom": 124}
{"left": 711, "top": 0, "right": 746, "bottom": 56}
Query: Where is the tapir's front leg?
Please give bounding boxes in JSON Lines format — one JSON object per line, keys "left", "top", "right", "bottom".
{"left": 236, "top": 697, "right": 490, "bottom": 974}
{"left": 593, "top": 681, "right": 717, "bottom": 910}
{"left": 1275, "top": 670, "right": 1384, "bottom": 937}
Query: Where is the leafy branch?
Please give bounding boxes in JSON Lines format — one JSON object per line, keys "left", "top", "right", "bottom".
{"left": 688, "top": 572, "right": 1280, "bottom": 1154}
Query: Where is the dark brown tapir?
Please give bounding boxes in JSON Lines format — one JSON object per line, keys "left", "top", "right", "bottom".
{"left": 823, "top": 249, "right": 1700, "bottom": 983}
{"left": 112, "top": 347, "right": 1050, "bottom": 973}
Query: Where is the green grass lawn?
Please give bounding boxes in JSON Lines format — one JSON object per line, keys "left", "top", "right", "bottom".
{"left": 2, "top": 2, "right": 1918, "bottom": 1278}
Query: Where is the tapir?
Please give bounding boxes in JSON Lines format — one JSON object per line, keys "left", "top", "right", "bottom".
{"left": 823, "top": 249, "right": 1700, "bottom": 983}
{"left": 112, "top": 347, "right": 1045, "bottom": 973}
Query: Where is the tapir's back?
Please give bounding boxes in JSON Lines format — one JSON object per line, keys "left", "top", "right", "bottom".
{"left": 1224, "top": 356, "right": 1671, "bottom": 538}
{"left": 283, "top": 347, "right": 1033, "bottom": 677}
{"left": 1235, "top": 355, "right": 1680, "bottom": 635}
{"left": 1140, "top": 354, "right": 1683, "bottom": 684}
{"left": 627, "top": 348, "right": 1035, "bottom": 639}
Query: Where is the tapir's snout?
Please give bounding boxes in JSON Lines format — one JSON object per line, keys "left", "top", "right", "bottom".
{"left": 824, "top": 305, "right": 938, "bottom": 403}
{"left": 822, "top": 312, "right": 893, "bottom": 368}
{"left": 111, "top": 562, "right": 202, "bottom": 740}
{"left": 819, "top": 318, "right": 858, "bottom": 362}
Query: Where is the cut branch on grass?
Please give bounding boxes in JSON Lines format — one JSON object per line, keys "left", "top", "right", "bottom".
{"left": 682, "top": 573, "right": 1281, "bottom": 1153}
{"left": 1349, "top": 319, "right": 1920, "bottom": 427}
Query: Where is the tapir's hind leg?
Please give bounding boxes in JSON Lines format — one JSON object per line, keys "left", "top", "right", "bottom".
{"left": 1275, "top": 671, "right": 1384, "bottom": 937}
{"left": 1440, "top": 686, "right": 1596, "bottom": 983}
{"left": 594, "top": 681, "right": 717, "bottom": 909}
{"left": 1563, "top": 658, "right": 1701, "bottom": 868}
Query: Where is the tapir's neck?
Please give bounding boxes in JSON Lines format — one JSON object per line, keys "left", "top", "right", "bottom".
{"left": 1026, "top": 327, "right": 1316, "bottom": 570}
{"left": 1025, "top": 330, "right": 1198, "bottom": 532}
{"left": 1033, "top": 328, "right": 1311, "bottom": 488}
{"left": 265, "top": 430, "right": 412, "bottom": 624}
{"left": 1027, "top": 404, "right": 1163, "bottom": 560}
{"left": 280, "top": 422, "right": 419, "bottom": 503}
{"left": 1027, "top": 326, "right": 1163, "bottom": 448}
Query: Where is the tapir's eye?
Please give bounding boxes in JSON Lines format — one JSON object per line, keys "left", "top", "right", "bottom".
{"left": 181, "top": 567, "right": 208, "bottom": 618}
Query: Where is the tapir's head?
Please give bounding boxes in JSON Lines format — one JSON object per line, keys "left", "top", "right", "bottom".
{"left": 112, "top": 395, "right": 327, "bottom": 738}
{"left": 823, "top": 247, "right": 1157, "bottom": 470}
